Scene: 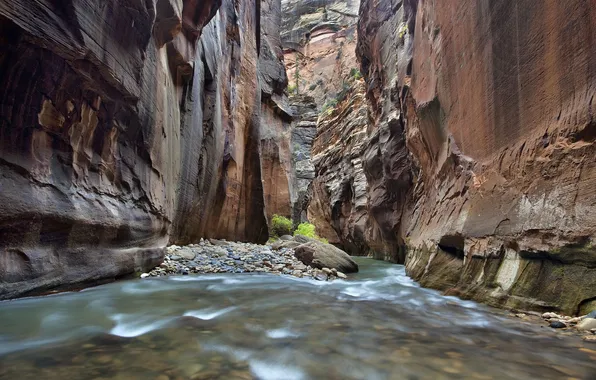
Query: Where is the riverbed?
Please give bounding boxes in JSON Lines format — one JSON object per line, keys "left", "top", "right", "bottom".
{"left": 0, "top": 258, "right": 595, "bottom": 379}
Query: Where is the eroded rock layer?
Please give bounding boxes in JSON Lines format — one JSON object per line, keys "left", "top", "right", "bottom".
{"left": 0, "top": 0, "right": 291, "bottom": 299}
{"left": 281, "top": 0, "right": 362, "bottom": 226}
{"left": 282, "top": 0, "right": 360, "bottom": 107}
{"left": 312, "top": 0, "right": 596, "bottom": 314}
{"left": 401, "top": 0, "right": 596, "bottom": 315}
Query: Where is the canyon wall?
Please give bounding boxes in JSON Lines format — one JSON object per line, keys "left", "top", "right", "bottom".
{"left": 280, "top": 0, "right": 361, "bottom": 224}
{"left": 0, "top": 0, "right": 291, "bottom": 299}
{"left": 312, "top": 0, "right": 596, "bottom": 314}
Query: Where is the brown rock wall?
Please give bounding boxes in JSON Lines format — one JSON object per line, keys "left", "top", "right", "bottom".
{"left": 309, "top": 0, "right": 596, "bottom": 314}
{"left": 0, "top": 0, "right": 291, "bottom": 298}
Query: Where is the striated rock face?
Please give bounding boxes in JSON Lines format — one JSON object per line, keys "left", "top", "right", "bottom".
{"left": 282, "top": 0, "right": 360, "bottom": 107}
{"left": 403, "top": 0, "right": 596, "bottom": 315}
{"left": 281, "top": 0, "right": 362, "bottom": 227}
{"left": 0, "top": 0, "right": 291, "bottom": 299}
{"left": 308, "top": 81, "right": 369, "bottom": 254}
{"left": 289, "top": 95, "right": 318, "bottom": 224}
{"left": 352, "top": 0, "right": 596, "bottom": 314}
{"left": 306, "top": 0, "right": 595, "bottom": 314}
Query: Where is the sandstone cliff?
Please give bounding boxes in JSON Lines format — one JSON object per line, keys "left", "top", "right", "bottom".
{"left": 311, "top": 0, "right": 596, "bottom": 314}
{"left": 0, "top": 0, "right": 292, "bottom": 299}
{"left": 280, "top": 0, "right": 362, "bottom": 225}
{"left": 282, "top": 0, "right": 360, "bottom": 106}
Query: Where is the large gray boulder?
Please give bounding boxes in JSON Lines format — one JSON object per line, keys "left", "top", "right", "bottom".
{"left": 294, "top": 241, "right": 359, "bottom": 273}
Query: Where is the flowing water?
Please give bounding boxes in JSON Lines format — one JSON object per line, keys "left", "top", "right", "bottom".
{"left": 1, "top": 258, "right": 595, "bottom": 379}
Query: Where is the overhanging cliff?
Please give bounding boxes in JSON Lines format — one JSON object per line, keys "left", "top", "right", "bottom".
{"left": 0, "top": 0, "right": 292, "bottom": 299}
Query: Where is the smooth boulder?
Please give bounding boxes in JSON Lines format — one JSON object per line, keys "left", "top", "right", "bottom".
{"left": 294, "top": 241, "right": 359, "bottom": 273}
{"left": 271, "top": 240, "right": 302, "bottom": 250}
{"left": 577, "top": 318, "right": 596, "bottom": 331}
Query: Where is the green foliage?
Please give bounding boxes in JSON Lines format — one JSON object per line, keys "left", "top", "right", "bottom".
{"left": 336, "top": 82, "right": 351, "bottom": 103}
{"left": 309, "top": 83, "right": 318, "bottom": 91}
{"left": 294, "top": 223, "right": 329, "bottom": 244}
{"left": 294, "top": 222, "right": 316, "bottom": 237}
{"left": 398, "top": 23, "right": 409, "bottom": 39}
{"left": 320, "top": 98, "right": 338, "bottom": 116}
{"left": 288, "top": 83, "right": 297, "bottom": 94}
{"left": 271, "top": 214, "right": 293, "bottom": 237}
{"left": 350, "top": 68, "right": 362, "bottom": 80}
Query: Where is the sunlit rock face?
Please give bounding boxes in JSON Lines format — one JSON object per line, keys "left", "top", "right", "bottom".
{"left": 281, "top": 0, "right": 360, "bottom": 107}
{"left": 280, "top": 0, "right": 361, "bottom": 226}
{"left": 0, "top": 0, "right": 291, "bottom": 299}
{"left": 354, "top": 0, "right": 596, "bottom": 314}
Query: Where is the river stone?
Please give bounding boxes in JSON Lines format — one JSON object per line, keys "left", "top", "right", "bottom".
{"left": 209, "top": 239, "right": 228, "bottom": 246}
{"left": 272, "top": 240, "right": 302, "bottom": 250}
{"left": 293, "top": 235, "right": 318, "bottom": 244}
{"left": 549, "top": 321, "right": 567, "bottom": 329}
{"left": 586, "top": 310, "right": 596, "bottom": 319}
{"left": 292, "top": 262, "right": 307, "bottom": 271}
{"left": 315, "top": 272, "right": 328, "bottom": 281}
{"left": 336, "top": 271, "right": 347, "bottom": 279}
{"left": 280, "top": 235, "right": 294, "bottom": 241}
{"left": 205, "top": 247, "right": 228, "bottom": 257}
{"left": 177, "top": 247, "right": 197, "bottom": 260}
{"left": 294, "top": 242, "right": 359, "bottom": 273}
{"left": 577, "top": 318, "right": 596, "bottom": 331}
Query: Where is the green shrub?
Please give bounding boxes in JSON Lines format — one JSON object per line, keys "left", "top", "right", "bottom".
{"left": 271, "top": 214, "right": 293, "bottom": 237}
{"left": 294, "top": 222, "right": 316, "bottom": 238}
{"left": 294, "top": 222, "right": 328, "bottom": 243}
{"left": 398, "top": 23, "right": 408, "bottom": 39}
{"left": 309, "top": 83, "right": 318, "bottom": 91}
{"left": 350, "top": 68, "right": 362, "bottom": 80}
{"left": 288, "top": 83, "right": 297, "bottom": 94}
{"left": 336, "top": 82, "right": 351, "bottom": 103}
{"left": 320, "top": 98, "right": 338, "bottom": 115}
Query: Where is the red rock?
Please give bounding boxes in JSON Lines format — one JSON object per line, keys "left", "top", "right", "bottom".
{"left": 0, "top": 0, "right": 292, "bottom": 299}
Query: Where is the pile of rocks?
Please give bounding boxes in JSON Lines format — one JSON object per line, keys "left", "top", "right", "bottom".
{"left": 141, "top": 238, "right": 350, "bottom": 281}
{"left": 540, "top": 311, "right": 596, "bottom": 343}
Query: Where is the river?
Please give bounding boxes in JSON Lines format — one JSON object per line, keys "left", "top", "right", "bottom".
{"left": 0, "top": 258, "right": 594, "bottom": 379}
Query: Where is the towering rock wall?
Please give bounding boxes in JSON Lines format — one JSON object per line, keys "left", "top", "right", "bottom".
{"left": 311, "top": 0, "right": 595, "bottom": 314}
{"left": 0, "top": 0, "right": 291, "bottom": 299}
{"left": 308, "top": 81, "right": 369, "bottom": 254}
{"left": 282, "top": 0, "right": 360, "bottom": 106}
{"left": 280, "top": 0, "right": 361, "bottom": 225}
{"left": 400, "top": 0, "right": 596, "bottom": 315}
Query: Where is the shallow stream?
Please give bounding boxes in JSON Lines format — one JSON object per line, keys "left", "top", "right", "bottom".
{"left": 1, "top": 258, "right": 595, "bottom": 379}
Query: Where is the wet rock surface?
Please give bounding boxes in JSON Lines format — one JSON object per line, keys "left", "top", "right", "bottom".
{"left": 143, "top": 239, "right": 350, "bottom": 281}
{"left": 510, "top": 311, "right": 596, "bottom": 343}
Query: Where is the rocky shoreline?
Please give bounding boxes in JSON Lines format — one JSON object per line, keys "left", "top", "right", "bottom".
{"left": 140, "top": 238, "right": 596, "bottom": 344}
{"left": 512, "top": 310, "right": 596, "bottom": 343}
{"left": 141, "top": 238, "right": 349, "bottom": 282}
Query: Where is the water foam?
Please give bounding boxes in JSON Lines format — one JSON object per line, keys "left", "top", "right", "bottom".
{"left": 110, "top": 314, "right": 173, "bottom": 337}
{"left": 266, "top": 328, "right": 300, "bottom": 339}
{"left": 183, "top": 306, "right": 237, "bottom": 320}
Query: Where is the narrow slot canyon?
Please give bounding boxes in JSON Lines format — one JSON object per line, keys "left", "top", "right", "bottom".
{"left": 0, "top": 0, "right": 595, "bottom": 378}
